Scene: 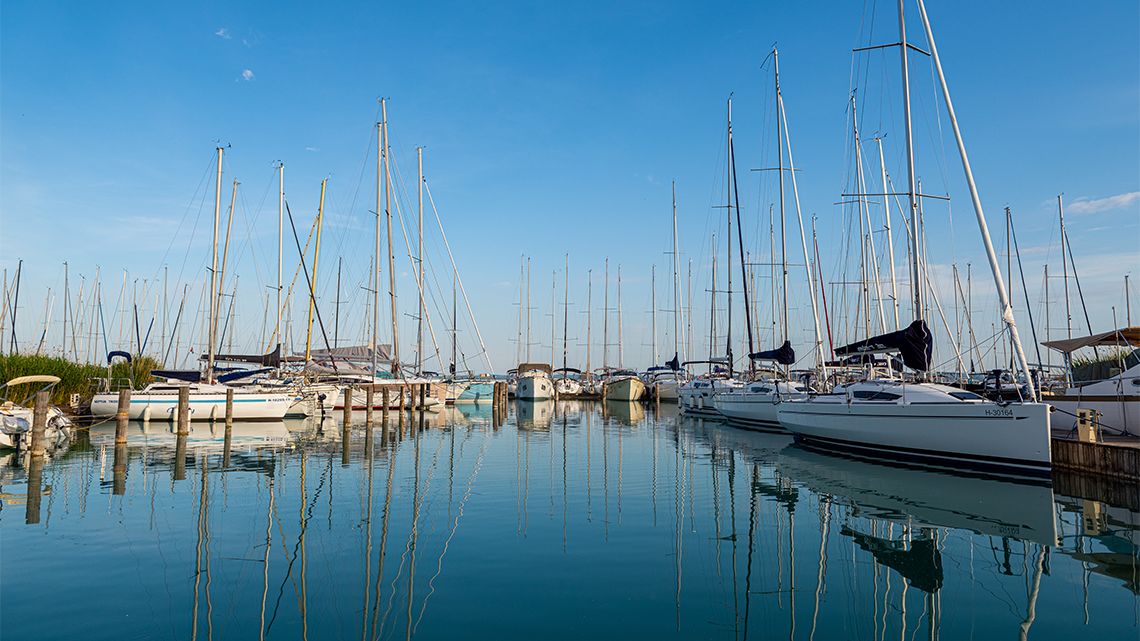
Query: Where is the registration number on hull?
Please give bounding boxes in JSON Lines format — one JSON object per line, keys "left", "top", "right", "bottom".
{"left": 984, "top": 408, "right": 1014, "bottom": 417}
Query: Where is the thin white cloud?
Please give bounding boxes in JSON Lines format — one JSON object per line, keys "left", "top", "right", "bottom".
{"left": 304, "top": 146, "right": 319, "bottom": 152}
{"left": 241, "top": 69, "right": 255, "bottom": 81}
{"left": 215, "top": 27, "right": 231, "bottom": 39}
{"left": 1066, "top": 191, "right": 1140, "bottom": 215}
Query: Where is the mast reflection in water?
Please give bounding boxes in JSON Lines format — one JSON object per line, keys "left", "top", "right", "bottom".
{"left": 1, "top": 404, "right": 1136, "bottom": 640}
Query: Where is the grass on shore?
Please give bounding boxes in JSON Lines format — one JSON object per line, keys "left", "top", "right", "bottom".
{"left": 0, "top": 354, "right": 160, "bottom": 406}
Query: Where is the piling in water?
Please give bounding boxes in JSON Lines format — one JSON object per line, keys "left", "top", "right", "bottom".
{"left": 177, "top": 386, "right": 190, "bottom": 435}
{"left": 225, "top": 388, "right": 234, "bottom": 427}
{"left": 113, "top": 442, "right": 128, "bottom": 496}
{"left": 29, "top": 390, "right": 49, "bottom": 458}
{"left": 343, "top": 387, "right": 353, "bottom": 425}
{"left": 365, "top": 387, "right": 375, "bottom": 425}
{"left": 115, "top": 389, "right": 130, "bottom": 444}
{"left": 24, "top": 456, "right": 43, "bottom": 524}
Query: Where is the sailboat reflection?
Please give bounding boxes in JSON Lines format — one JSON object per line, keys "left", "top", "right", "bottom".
{"left": 778, "top": 446, "right": 1058, "bottom": 545}
{"left": 517, "top": 400, "right": 554, "bottom": 430}
{"left": 89, "top": 420, "right": 291, "bottom": 451}
{"left": 604, "top": 400, "right": 644, "bottom": 426}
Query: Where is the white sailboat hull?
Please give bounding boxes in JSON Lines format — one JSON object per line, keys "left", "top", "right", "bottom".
{"left": 91, "top": 386, "right": 292, "bottom": 421}
{"left": 777, "top": 395, "right": 1053, "bottom": 478}
{"left": 604, "top": 377, "right": 645, "bottom": 402}
{"left": 516, "top": 374, "right": 554, "bottom": 400}
{"left": 714, "top": 394, "right": 794, "bottom": 429}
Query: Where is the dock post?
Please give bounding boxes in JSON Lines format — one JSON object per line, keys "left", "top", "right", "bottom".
{"left": 398, "top": 384, "right": 406, "bottom": 412}
{"left": 420, "top": 384, "right": 427, "bottom": 410}
{"left": 365, "top": 387, "right": 375, "bottom": 425}
{"left": 224, "top": 388, "right": 234, "bottom": 427}
{"left": 343, "top": 388, "right": 354, "bottom": 425}
{"left": 29, "top": 390, "right": 49, "bottom": 458}
{"left": 176, "top": 386, "right": 190, "bottom": 435}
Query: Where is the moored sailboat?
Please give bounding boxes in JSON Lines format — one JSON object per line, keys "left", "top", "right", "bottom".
{"left": 777, "top": 1, "right": 1052, "bottom": 478}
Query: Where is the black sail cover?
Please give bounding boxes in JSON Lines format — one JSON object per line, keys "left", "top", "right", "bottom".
{"left": 749, "top": 341, "right": 795, "bottom": 366}
{"left": 835, "top": 320, "right": 932, "bottom": 371}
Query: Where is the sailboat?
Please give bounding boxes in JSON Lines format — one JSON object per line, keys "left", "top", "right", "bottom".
{"left": 650, "top": 183, "right": 689, "bottom": 403}
{"left": 778, "top": 0, "right": 1052, "bottom": 478}
{"left": 714, "top": 51, "right": 827, "bottom": 428}
{"left": 91, "top": 148, "right": 291, "bottom": 421}
{"left": 680, "top": 99, "right": 753, "bottom": 416}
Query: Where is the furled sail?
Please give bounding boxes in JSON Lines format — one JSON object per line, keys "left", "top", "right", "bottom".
{"left": 835, "top": 320, "right": 932, "bottom": 371}
{"left": 749, "top": 341, "right": 795, "bottom": 365}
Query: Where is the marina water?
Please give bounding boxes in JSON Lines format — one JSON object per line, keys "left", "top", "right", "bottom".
{"left": 2, "top": 402, "right": 1136, "bottom": 639}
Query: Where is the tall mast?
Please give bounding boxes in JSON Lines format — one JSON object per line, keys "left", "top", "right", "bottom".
{"left": 710, "top": 237, "right": 717, "bottom": 363}
{"left": 602, "top": 257, "right": 609, "bottom": 370}
{"left": 526, "top": 257, "right": 532, "bottom": 362}
{"left": 777, "top": 68, "right": 827, "bottom": 378}
{"left": 774, "top": 49, "right": 789, "bottom": 347}
{"left": 563, "top": 254, "right": 569, "bottom": 371}
{"left": 62, "top": 262, "right": 69, "bottom": 359}
{"left": 850, "top": 94, "right": 873, "bottom": 337}
{"left": 277, "top": 162, "right": 284, "bottom": 358}
{"left": 729, "top": 95, "right": 754, "bottom": 367}
{"left": 725, "top": 99, "right": 734, "bottom": 369}
{"left": 898, "top": 0, "right": 922, "bottom": 322}
{"left": 372, "top": 118, "right": 381, "bottom": 376}
{"left": 207, "top": 146, "right": 222, "bottom": 382}
{"left": 672, "top": 181, "right": 681, "bottom": 362}
{"left": 417, "top": 147, "right": 425, "bottom": 374}
{"left": 1044, "top": 264, "right": 1050, "bottom": 369}
{"left": 875, "top": 138, "right": 900, "bottom": 330}
{"left": 452, "top": 268, "right": 458, "bottom": 376}
{"left": 1059, "top": 195, "right": 1072, "bottom": 339}
{"left": 617, "top": 264, "right": 624, "bottom": 368}
{"left": 915, "top": 0, "right": 1038, "bottom": 401}
{"left": 586, "top": 269, "right": 592, "bottom": 374}
{"left": 550, "top": 270, "right": 556, "bottom": 366}
{"left": 651, "top": 265, "right": 658, "bottom": 365}
{"left": 687, "top": 259, "right": 693, "bottom": 363}
{"left": 382, "top": 99, "right": 399, "bottom": 375}
{"left": 303, "top": 179, "right": 326, "bottom": 363}
{"left": 516, "top": 257, "right": 524, "bottom": 364}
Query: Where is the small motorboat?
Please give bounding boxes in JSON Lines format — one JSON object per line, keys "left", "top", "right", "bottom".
{"left": 0, "top": 375, "right": 73, "bottom": 451}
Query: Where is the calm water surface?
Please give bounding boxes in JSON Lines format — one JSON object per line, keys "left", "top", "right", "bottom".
{"left": 2, "top": 401, "right": 1137, "bottom": 640}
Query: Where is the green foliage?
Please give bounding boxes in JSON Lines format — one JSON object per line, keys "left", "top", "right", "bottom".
{"left": 1071, "top": 349, "right": 1131, "bottom": 382}
{"left": 0, "top": 354, "right": 161, "bottom": 406}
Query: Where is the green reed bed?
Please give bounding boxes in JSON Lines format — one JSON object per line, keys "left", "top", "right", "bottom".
{"left": 0, "top": 354, "right": 159, "bottom": 406}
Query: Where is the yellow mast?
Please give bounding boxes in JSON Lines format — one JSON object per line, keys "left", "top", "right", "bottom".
{"left": 304, "top": 179, "right": 326, "bottom": 362}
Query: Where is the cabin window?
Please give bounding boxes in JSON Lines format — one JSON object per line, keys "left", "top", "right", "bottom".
{"left": 852, "top": 390, "right": 901, "bottom": 401}
{"left": 949, "top": 391, "right": 983, "bottom": 401}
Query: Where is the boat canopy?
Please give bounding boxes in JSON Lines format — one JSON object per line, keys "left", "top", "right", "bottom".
{"left": 553, "top": 367, "right": 582, "bottom": 374}
{"left": 1041, "top": 327, "right": 1140, "bottom": 354}
{"left": 516, "top": 362, "right": 552, "bottom": 374}
{"left": 836, "top": 320, "right": 932, "bottom": 371}
{"left": 107, "top": 350, "right": 132, "bottom": 364}
{"left": 3, "top": 375, "right": 62, "bottom": 387}
{"left": 749, "top": 340, "right": 795, "bottom": 365}
{"left": 294, "top": 344, "right": 391, "bottom": 363}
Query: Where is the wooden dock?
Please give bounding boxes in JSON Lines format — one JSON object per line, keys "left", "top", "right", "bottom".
{"left": 1051, "top": 437, "right": 1140, "bottom": 482}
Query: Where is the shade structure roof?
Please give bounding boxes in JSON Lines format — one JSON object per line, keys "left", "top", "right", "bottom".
{"left": 1041, "top": 327, "right": 1140, "bottom": 353}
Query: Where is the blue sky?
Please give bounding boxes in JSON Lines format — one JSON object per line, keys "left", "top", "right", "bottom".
{"left": 2, "top": 1, "right": 1137, "bottom": 373}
